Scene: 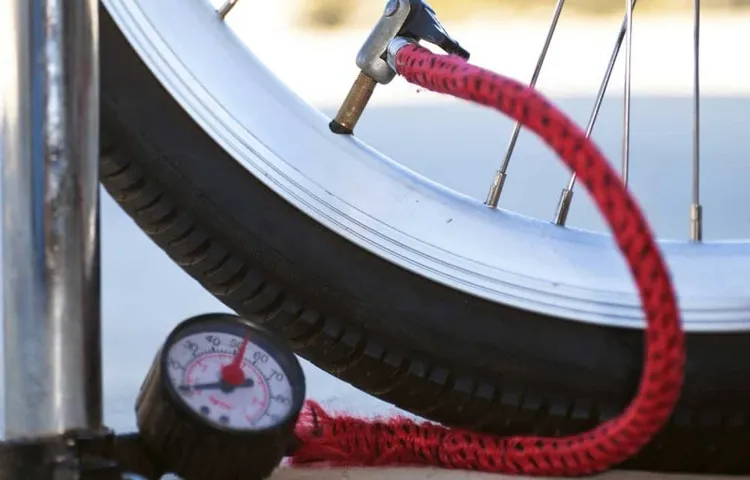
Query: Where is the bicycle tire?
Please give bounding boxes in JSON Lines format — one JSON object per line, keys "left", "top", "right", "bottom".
{"left": 98, "top": 5, "right": 750, "bottom": 473}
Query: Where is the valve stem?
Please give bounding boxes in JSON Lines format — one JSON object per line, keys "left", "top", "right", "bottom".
{"left": 329, "top": 72, "right": 378, "bottom": 135}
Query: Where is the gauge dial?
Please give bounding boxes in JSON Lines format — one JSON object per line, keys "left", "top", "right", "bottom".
{"left": 164, "top": 330, "right": 294, "bottom": 431}
{"left": 158, "top": 314, "right": 305, "bottom": 433}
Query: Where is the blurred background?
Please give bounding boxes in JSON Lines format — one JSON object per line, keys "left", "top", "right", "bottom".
{"left": 296, "top": 0, "right": 750, "bottom": 28}
{"left": 2, "top": 0, "right": 750, "bottom": 434}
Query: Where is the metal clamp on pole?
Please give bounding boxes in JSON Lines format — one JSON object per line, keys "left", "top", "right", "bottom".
{"left": 1, "top": 0, "right": 121, "bottom": 478}
{"left": 330, "top": 0, "right": 470, "bottom": 135}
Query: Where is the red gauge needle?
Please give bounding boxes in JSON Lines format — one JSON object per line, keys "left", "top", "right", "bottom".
{"left": 221, "top": 334, "right": 250, "bottom": 387}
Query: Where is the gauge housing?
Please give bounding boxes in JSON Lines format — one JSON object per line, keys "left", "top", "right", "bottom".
{"left": 135, "top": 313, "right": 306, "bottom": 480}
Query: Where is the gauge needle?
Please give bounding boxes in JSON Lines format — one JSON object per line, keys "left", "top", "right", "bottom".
{"left": 221, "top": 334, "right": 250, "bottom": 386}
{"left": 178, "top": 378, "right": 254, "bottom": 393}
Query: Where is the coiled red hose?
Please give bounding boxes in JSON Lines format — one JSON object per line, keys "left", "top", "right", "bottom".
{"left": 291, "top": 43, "right": 686, "bottom": 476}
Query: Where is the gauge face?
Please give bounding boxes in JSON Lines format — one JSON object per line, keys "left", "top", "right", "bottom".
{"left": 162, "top": 317, "right": 302, "bottom": 432}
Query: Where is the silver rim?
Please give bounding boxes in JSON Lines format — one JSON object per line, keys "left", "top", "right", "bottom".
{"left": 102, "top": 0, "right": 750, "bottom": 332}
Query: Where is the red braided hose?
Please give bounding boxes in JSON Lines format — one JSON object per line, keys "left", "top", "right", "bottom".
{"left": 291, "top": 43, "right": 686, "bottom": 476}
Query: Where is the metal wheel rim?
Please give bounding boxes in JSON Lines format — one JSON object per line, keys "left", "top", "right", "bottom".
{"left": 102, "top": 0, "right": 750, "bottom": 332}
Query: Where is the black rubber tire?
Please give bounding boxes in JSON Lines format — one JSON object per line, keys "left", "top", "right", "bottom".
{"left": 99, "top": 5, "right": 750, "bottom": 474}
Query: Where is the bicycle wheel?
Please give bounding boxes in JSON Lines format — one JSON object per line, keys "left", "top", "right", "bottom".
{"left": 99, "top": 0, "right": 750, "bottom": 473}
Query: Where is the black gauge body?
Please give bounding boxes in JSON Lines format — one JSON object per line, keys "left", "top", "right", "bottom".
{"left": 136, "top": 313, "right": 305, "bottom": 480}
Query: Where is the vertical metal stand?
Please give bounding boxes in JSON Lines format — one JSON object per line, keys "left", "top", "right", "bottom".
{"left": 0, "top": 0, "right": 119, "bottom": 478}
{"left": 2, "top": 0, "right": 101, "bottom": 441}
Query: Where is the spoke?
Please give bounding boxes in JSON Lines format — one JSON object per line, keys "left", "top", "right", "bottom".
{"left": 621, "top": 0, "right": 634, "bottom": 185}
{"left": 485, "top": 0, "right": 567, "bottom": 208}
{"left": 218, "top": 0, "right": 239, "bottom": 19}
{"left": 690, "top": 0, "right": 702, "bottom": 241}
{"left": 553, "top": 1, "right": 637, "bottom": 226}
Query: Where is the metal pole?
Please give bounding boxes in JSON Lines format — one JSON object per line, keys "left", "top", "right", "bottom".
{"left": 2, "top": 0, "right": 102, "bottom": 439}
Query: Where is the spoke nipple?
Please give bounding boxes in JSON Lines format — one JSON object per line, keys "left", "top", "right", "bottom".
{"left": 484, "top": 171, "right": 506, "bottom": 208}
{"left": 690, "top": 203, "right": 703, "bottom": 242}
{"left": 553, "top": 188, "right": 574, "bottom": 226}
{"left": 218, "top": 0, "right": 239, "bottom": 20}
{"left": 330, "top": 72, "right": 378, "bottom": 135}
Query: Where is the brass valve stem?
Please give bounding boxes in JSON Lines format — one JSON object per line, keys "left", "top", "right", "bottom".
{"left": 329, "top": 72, "right": 378, "bottom": 135}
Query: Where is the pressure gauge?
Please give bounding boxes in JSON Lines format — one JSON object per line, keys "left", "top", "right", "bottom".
{"left": 135, "top": 313, "right": 306, "bottom": 480}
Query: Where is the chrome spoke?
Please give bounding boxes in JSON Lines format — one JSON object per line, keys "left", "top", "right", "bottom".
{"left": 218, "top": 0, "right": 239, "bottom": 19}
{"left": 485, "top": 0, "right": 567, "bottom": 208}
{"left": 690, "top": 0, "right": 703, "bottom": 241}
{"left": 622, "top": 0, "right": 634, "bottom": 185}
{"left": 553, "top": 1, "right": 637, "bottom": 226}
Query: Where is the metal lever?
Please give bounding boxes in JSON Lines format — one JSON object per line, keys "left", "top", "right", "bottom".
{"left": 400, "top": 0, "right": 470, "bottom": 60}
{"left": 330, "top": 0, "right": 470, "bottom": 135}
